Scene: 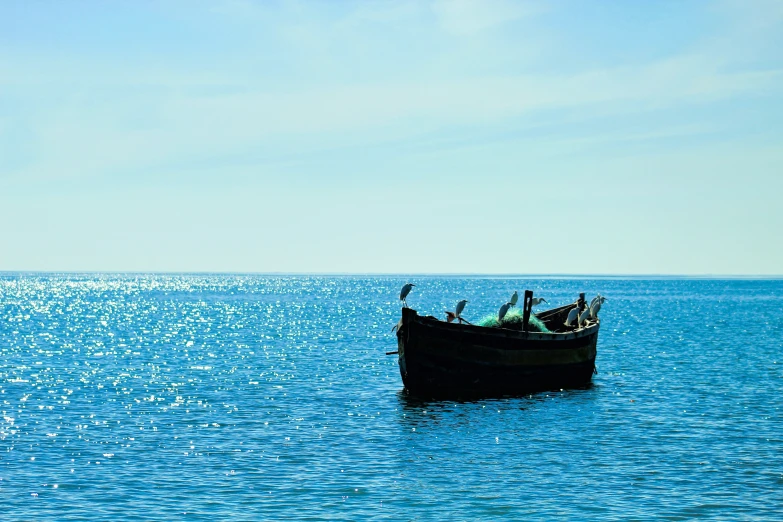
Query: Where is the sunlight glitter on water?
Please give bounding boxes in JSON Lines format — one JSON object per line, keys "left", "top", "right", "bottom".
{"left": 1, "top": 274, "right": 782, "bottom": 519}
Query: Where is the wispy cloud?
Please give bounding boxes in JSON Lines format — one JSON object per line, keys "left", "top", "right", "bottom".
{"left": 1, "top": 0, "right": 782, "bottom": 272}
{"left": 1, "top": 0, "right": 782, "bottom": 183}
{"left": 430, "top": 0, "right": 544, "bottom": 34}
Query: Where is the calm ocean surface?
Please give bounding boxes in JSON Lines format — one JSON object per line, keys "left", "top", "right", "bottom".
{"left": 1, "top": 274, "right": 781, "bottom": 520}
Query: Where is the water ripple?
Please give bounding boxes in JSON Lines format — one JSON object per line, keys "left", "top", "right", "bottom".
{"left": 1, "top": 275, "right": 781, "bottom": 519}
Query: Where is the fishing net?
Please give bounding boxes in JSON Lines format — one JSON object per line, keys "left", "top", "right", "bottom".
{"left": 476, "top": 308, "right": 551, "bottom": 333}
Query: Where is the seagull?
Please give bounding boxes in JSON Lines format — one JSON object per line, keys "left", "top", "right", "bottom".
{"left": 564, "top": 306, "right": 579, "bottom": 326}
{"left": 509, "top": 291, "right": 519, "bottom": 306}
{"left": 399, "top": 283, "right": 415, "bottom": 308}
{"left": 531, "top": 297, "right": 548, "bottom": 306}
{"left": 590, "top": 296, "right": 606, "bottom": 319}
{"left": 498, "top": 302, "right": 512, "bottom": 322}
{"left": 578, "top": 306, "right": 591, "bottom": 327}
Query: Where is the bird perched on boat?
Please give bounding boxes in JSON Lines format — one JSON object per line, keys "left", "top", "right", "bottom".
{"left": 590, "top": 296, "right": 606, "bottom": 319}
{"left": 509, "top": 291, "right": 518, "bottom": 306}
{"left": 445, "top": 311, "right": 457, "bottom": 323}
{"left": 455, "top": 299, "right": 468, "bottom": 320}
{"left": 564, "top": 306, "right": 579, "bottom": 326}
{"left": 531, "top": 297, "right": 548, "bottom": 307}
{"left": 399, "top": 283, "right": 415, "bottom": 308}
{"left": 498, "top": 302, "right": 512, "bottom": 322}
{"left": 578, "top": 306, "right": 591, "bottom": 327}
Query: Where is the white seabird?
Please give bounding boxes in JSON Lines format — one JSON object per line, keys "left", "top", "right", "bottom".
{"left": 590, "top": 296, "right": 606, "bottom": 319}
{"left": 455, "top": 299, "right": 468, "bottom": 319}
{"left": 400, "top": 283, "right": 415, "bottom": 308}
{"left": 564, "top": 306, "right": 579, "bottom": 326}
{"left": 498, "top": 302, "right": 512, "bottom": 322}
{"left": 578, "top": 306, "right": 591, "bottom": 327}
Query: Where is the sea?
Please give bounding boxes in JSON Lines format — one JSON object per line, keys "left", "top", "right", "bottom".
{"left": 1, "top": 274, "right": 781, "bottom": 520}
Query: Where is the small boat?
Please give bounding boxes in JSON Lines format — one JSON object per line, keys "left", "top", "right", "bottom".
{"left": 393, "top": 291, "right": 599, "bottom": 397}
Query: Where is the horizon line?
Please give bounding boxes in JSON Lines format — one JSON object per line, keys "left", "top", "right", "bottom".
{"left": 1, "top": 271, "right": 782, "bottom": 280}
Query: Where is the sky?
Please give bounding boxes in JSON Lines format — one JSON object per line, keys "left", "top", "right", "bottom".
{"left": 1, "top": 0, "right": 782, "bottom": 275}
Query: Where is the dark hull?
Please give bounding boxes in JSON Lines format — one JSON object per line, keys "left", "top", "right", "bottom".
{"left": 396, "top": 307, "right": 598, "bottom": 397}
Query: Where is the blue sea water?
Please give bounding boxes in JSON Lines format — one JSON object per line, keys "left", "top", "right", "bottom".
{"left": 1, "top": 274, "right": 781, "bottom": 520}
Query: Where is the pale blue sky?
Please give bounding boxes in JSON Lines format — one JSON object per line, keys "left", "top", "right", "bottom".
{"left": 1, "top": 0, "right": 782, "bottom": 274}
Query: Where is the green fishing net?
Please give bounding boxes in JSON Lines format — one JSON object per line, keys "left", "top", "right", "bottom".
{"left": 476, "top": 308, "right": 551, "bottom": 333}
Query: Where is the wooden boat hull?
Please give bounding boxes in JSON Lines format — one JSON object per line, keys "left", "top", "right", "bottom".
{"left": 396, "top": 307, "right": 598, "bottom": 396}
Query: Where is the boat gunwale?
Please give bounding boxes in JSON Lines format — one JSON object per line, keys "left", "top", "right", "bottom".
{"left": 406, "top": 307, "right": 599, "bottom": 343}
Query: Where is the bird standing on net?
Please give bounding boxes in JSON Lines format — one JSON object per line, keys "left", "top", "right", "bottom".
{"left": 498, "top": 302, "right": 512, "bottom": 322}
